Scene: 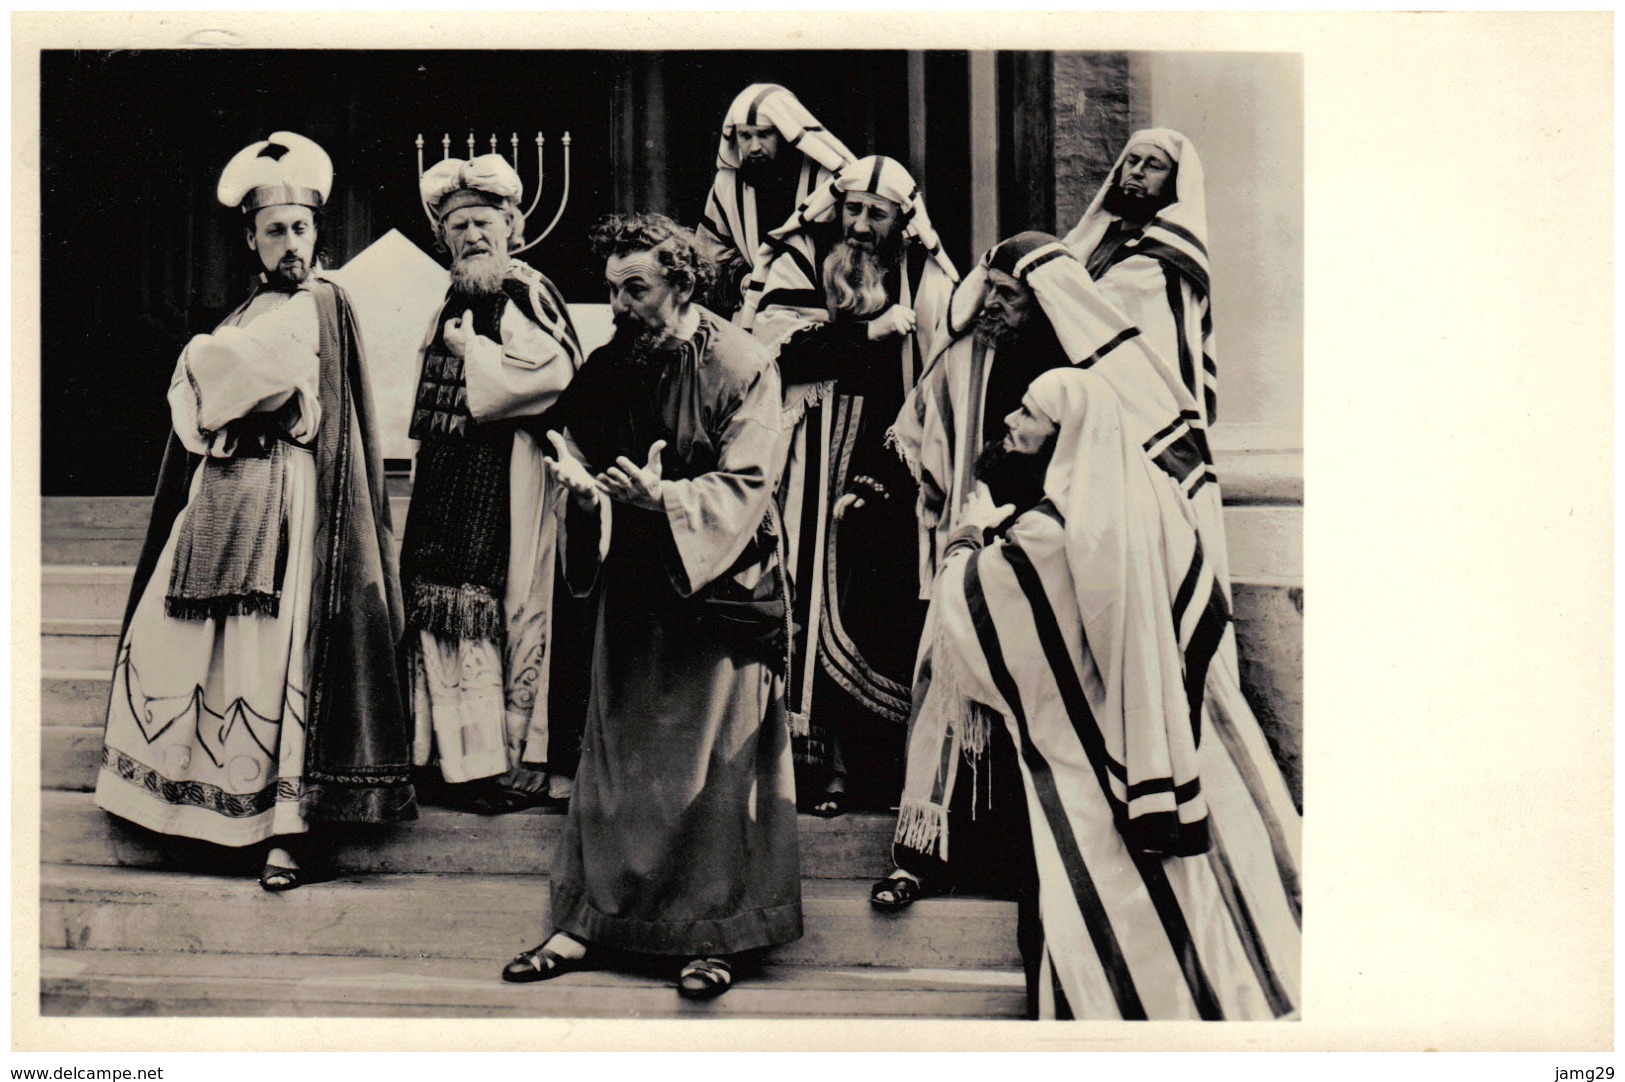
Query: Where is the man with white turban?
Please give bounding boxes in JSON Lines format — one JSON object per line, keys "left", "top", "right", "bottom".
{"left": 1064, "top": 128, "right": 1218, "bottom": 427}
{"left": 696, "top": 83, "right": 855, "bottom": 320}
{"left": 742, "top": 155, "right": 957, "bottom": 815}
{"left": 403, "top": 154, "right": 585, "bottom": 812}
{"left": 96, "top": 132, "right": 414, "bottom": 890}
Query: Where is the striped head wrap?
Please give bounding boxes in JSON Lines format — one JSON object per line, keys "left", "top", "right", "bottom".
{"left": 744, "top": 154, "right": 957, "bottom": 312}
{"left": 945, "top": 231, "right": 1146, "bottom": 370}
{"left": 716, "top": 83, "right": 854, "bottom": 176}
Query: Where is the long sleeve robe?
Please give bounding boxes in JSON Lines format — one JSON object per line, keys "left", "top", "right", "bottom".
{"left": 546, "top": 308, "right": 802, "bottom": 956}
{"left": 99, "top": 277, "right": 413, "bottom": 842}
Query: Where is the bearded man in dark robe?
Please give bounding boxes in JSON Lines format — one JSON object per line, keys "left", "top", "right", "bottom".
{"left": 501, "top": 213, "right": 800, "bottom": 1001}
{"left": 742, "top": 155, "right": 958, "bottom": 816}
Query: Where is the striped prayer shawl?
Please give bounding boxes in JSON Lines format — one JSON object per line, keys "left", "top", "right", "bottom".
{"left": 1063, "top": 128, "right": 1219, "bottom": 426}
{"left": 701, "top": 84, "right": 855, "bottom": 282}
{"left": 911, "top": 504, "right": 1300, "bottom": 1019}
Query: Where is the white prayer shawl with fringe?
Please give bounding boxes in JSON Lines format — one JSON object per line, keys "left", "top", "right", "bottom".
{"left": 1063, "top": 128, "right": 1218, "bottom": 426}
{"left": 405, "top": 260, "right": 583, "bottom": 778}
{"left": 699, "top": 84, "right": 855, "bottom": 289}
{"left": 739, "top": 155, "right": 957, "bottom": 732}
{"left": 896, "top": 369, "right": 1301, "bottom": 1019}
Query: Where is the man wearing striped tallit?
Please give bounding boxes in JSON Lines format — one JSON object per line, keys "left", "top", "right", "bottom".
{"left": 1064, "top": 128, "right": 1219, "bottom": 428}
{"left": 740, "top": 155, "right": 957, "bottom": 815}
{"left": 400, "top": 154, "right": 586, "bottom": 813}
{"left": 696, "top": 84, "right": 855, "bottom": 320}
{"left": 887, "top": 239, "right": 1301, "bottom": 1019}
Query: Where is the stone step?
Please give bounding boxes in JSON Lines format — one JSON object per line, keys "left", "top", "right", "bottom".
{"left": 42, "top": 791, "right": 898, "bottom": 880}
{"left": 42, "top": 727, "right": 104, "bottom": 791}
{"left": 42, "top": 671, "right": 111, "bottom": 726}
{"left": 43, "top": 618, "right": 121, "bottom": 671}
{"left": 42, "top": 567, "right": 134, "bottom": 621}
{"left": 40, "top": 948, "right": 1026, "bottom": 1019}
{"left": 42, "top": 865, "right": 1022, "bottom": 970}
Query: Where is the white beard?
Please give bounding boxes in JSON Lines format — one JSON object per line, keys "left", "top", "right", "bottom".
{"left": 450, "top": 252, "right": 508, "bottom": 296}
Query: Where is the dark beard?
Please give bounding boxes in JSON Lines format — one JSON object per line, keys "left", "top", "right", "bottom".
{"left": 973, "top": 437, "right": 1053, "bottom": 521}
{"left": 263, "top": 257, "right": 310, "bottom": 292}
{"left": 610, "top": 316, "right": 671, "bottom": 364}
{"left": 449, "top": 252, "right": 508, "bottom": 296}
{"left": 823, "top": 238, "right": 893, "bottom": 319}
{"left": 1101, "top": 180, "right": 1176, "bottom": 224}
{"left": 738, "top": 153, "right": 793, "bottom": 189}
{"left": 973, "top": 311, "right": 1020, "bottom": 348}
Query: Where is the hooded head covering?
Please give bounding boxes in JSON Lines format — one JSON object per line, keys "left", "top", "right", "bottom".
{"left": 1063, "top": 127, "right": 1208, "bottom": 274}
{"left": 716, "top": 83, "right": 854, "bottom": 176}
{"left": 1061, "top": 128, "right": 1217, "bottom": 425}
{"left": 418, "top": 153, "right": 525, "bottom": 221}
{"left": 699, "top": 85, "right": 857, "bottom": 289}
{"left": 944, "top": 230, "right": 1146, "bottom": 364}
{"left": 218, "top": 131, "right": 333, "bottom": 213}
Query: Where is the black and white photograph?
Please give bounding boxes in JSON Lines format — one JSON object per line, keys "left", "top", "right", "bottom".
{"left": 11, "top": 8, "right": 1611, "bottom": 1061}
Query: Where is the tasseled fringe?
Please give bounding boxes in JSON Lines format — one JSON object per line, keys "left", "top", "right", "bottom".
{"left": 165, "top": 592, "right": 281, "bottom": 621}
{"left": 882, "top": 424, "right": 924, "bottom": 483}
{"left": 788, "top": 709, "right": 811, "bottom": 738}
{"left": 893, "top": 799, "right": 951, "bottom": 862}
{"left": 406, "top": 580, "right": 505, "bottom": 643}
{"left": 780, "top": 378, "right": 837, "bottom": 431}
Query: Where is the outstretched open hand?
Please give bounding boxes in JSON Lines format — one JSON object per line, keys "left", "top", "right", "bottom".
{"left": 545, "top": 431, "right": 600, "bottom": 510}
{"left": 598, "top": 439, "right": 667, "bottom": 511}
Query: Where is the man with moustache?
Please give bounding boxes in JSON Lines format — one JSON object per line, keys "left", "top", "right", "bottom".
{"left": 502, "top": 213, "right": 799, "bottom": 1001}
{"left": 402, "top": 154, "right": 584, "bottom": 812}
{"left": 696, "top": 84, "right": 854, "bottom": 320}
{"left": 1063, "top": 129, "right": 1218, "bottom": 427}
{"left": 96, "top": 132, "right": 414, "bottom": 890}
{"left": 742, "top": 155, "right": 957, "bottom": 816}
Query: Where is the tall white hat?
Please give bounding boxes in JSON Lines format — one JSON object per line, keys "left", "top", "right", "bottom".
{"left": 218, "top": 131, "right": 333, "bottom": 212}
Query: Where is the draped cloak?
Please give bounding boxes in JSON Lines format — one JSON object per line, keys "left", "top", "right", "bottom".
{"left": 890, "top": 260, "right": 1301, "bottom": 1018}
{"left": 99, "top": 276, "right": 415, "bottom": 834}
{"left": 547, "top": 308, "right": 802, "bottom": 956}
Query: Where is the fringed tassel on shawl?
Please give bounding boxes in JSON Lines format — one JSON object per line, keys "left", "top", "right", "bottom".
{"left": 894, "top": 799, "right": 951, "bottom": 861}
{"left": 780, "top": 378, "right": 837, "bottom": 431}
{"left": 164, "top": 591, "right": 282, "bottom": 621}
{"left": 788, "top": 710, "right": 811, "bottom": 738}
{"left": 406, "top": 579, "right": 505, "bottom": 643}
{"left": 883, "top": 423, "right": 924, "bottom": 484}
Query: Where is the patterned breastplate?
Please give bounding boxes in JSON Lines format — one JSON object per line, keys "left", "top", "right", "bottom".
{"left": 410, "top": 291, "right": 508, "bottom": 442}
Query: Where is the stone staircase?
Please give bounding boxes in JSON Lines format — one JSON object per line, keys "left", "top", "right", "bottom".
{"left": 37, "top": 496, "right": 1028, "bottom": 1019}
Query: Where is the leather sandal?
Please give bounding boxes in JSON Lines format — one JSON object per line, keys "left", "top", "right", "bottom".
{"left": 869, "top": 874, "right": 924, "bottom": 911}
{"left": 259, "top": 864, "right": 301, "bottom": 892}
{"left": 501, "top": 935, "right": 591, "bottom": 983}
{"left": 677, "top": 957, "right": 734, "bottom": 1000}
